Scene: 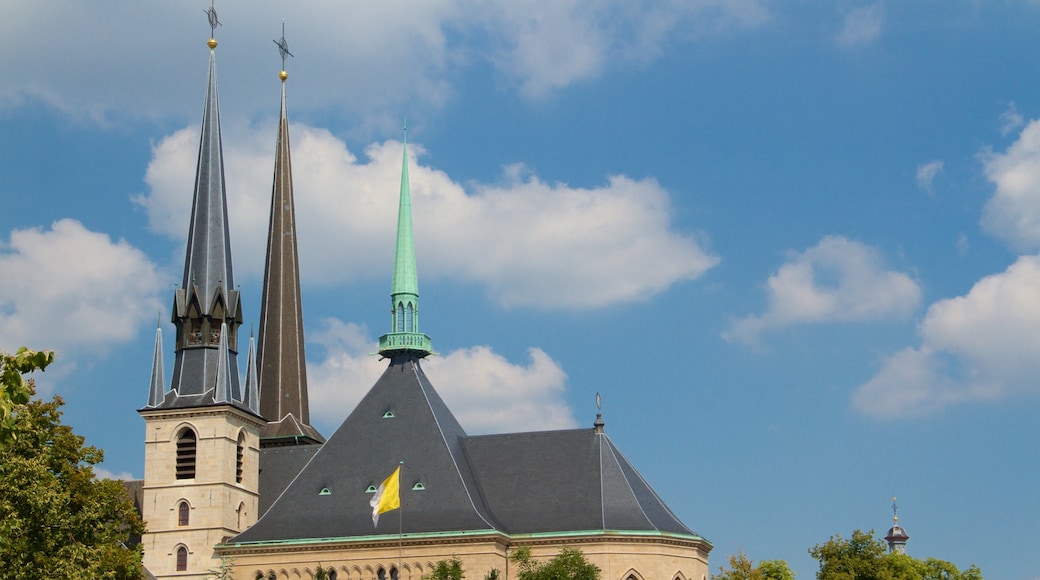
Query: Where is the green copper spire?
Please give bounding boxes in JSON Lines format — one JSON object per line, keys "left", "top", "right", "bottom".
{"left": 379, "top": 125, "right": 432, "bottom": 357}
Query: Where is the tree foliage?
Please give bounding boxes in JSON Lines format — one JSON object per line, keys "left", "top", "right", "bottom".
{"left": 0, "top": 347, "right": 54, "bottom": 444}
{"left": 424, "top": 557, "right": 465, "bottom": 580}
{"left": 0, "top": 349, "right": 144, "bottom": 579}
{"left": 809, "top": 530, "right": 983, "bottom": 580}
{"left": 713, "top": 551, "right": 795, "bottom": 580}
{"left": 510, "top": 546, "right": 600, "bottom": 580}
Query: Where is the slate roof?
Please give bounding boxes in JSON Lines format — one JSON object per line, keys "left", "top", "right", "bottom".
{"left": 463, "top": 429, "right": 696, "bottom": 536}
{"left": 233, "top": 355, "right": 704, "bottom": 546}
{"left": 233, "top": 355, "right": 496, "bottom": 543}
{"left": 258, "top": 445, "right": 320, "bottom": 515}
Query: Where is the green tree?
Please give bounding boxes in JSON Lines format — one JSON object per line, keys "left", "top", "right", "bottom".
{"left": 713, "top": 551, "right": 795, "bottom": 580}
{"left": 424, "top": 556, "right": 465, "bottom": 580}
{"left": 510, "top": 546, "right": 600, "bottom": 580}
{"left": 314, "top": 563, "right": 335, "bottom": 579}
{"left": 0, "top": 351, "right": 144, "bottom": 579}
{"left": 809, "top": 530, "right": 983, "bottom": 580}
{"left": 0, "top": 347, "right": 54, "bottom": 444}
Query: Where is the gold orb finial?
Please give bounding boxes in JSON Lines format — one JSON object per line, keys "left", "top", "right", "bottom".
{"left": 208, "top": 38, "right": 218, "bottom": 49}
{"left": 280, "top": 70, "right": 288, "bottom": 81}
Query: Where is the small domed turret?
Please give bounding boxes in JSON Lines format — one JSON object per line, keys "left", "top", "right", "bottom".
{"left": 885, "top": 497, "right": 910, "bottom": 554}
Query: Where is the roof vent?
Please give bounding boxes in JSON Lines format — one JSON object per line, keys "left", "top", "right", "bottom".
{"left": 318, "top": 488, "right": 331, "bottom": 496}
{"left": 382, "top": 411, "right": 395, "bottom": 418}
{"left": 365, "top": 485, "right": 377, "bottom": 493}
{"left": 412, "top": 482, "right": 426, "bottom": 491}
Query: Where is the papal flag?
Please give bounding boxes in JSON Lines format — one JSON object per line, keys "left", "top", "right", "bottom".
{"left": 370, "top": 466, "right": 401, "bottom": 526}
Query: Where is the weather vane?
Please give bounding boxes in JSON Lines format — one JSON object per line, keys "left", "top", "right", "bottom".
{"left": 274, "top": 22, "right": 294, "bottom": 71}
{"left": 595, "top": 392, "right": 602, "bottom": 410}
{"left": 204, "top": 0, "right": 221, "bottom": 39}
{"left": 891, "top": 496, "right": 899, "bottom": 522}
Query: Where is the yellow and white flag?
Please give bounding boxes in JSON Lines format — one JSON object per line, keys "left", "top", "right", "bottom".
{"left": 369, "top": 466, "right": 401, "bottom": 526}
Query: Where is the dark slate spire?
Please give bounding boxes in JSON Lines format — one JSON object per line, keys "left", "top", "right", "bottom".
{"left": 379, "top": 126, "right": 432, "bottom": 358}
{"left": 256, "top": 31, "right": 324, "bottom": 446}
{"left": 159, "top": 24, "right": 247, "bottom": 411}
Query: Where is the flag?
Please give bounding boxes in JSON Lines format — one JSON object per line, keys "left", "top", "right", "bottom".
{"left": 370, "top": 465, "right": 401, "bottom": 526}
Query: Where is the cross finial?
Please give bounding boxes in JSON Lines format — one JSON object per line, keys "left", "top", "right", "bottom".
{"left": 205, "top": 1, "right": 221, "bottom": 36}
{"left": 204, "top": 1, "right": 221, "bottom": 49}
{"left": 274, "top": 21, "right": 294, "bottom": 75}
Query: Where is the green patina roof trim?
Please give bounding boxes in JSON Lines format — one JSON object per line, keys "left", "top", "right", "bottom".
{"left": 220, "top": 528, "right": 502, "bottom": 549}
{"left": 218, "top": 528, "right": 709, "bottom": 550}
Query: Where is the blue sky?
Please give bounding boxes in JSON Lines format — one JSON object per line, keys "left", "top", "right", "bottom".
{"left": 2, "top": 1, "right": 1039, "bottom": 578}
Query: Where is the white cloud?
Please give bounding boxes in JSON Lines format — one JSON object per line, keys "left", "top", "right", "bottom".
{"left": 916, "top": 160, "right": 943, "bottom": 196}
{"left": 853, "top": 254, "right": 1040, "bottom": 418}
{"left": 480, "top": 0, "right": 769, "bottom": 97}
{"left": 137, "top": 125, "right": 718, "bottom": 309}
{"left": 835, "top": 4, "right": 884, "bottom": 48}
{"left": 980, "top": 118, "right": 1040, "bottom": 251}
{"left": 0, "top": 219, "right": 164, "bottom": 358}
{"left": 725, "top": 236, "right": 920, "bottom": 345}
{"left": 94, "top": 467, "right": 137, "bottom": 481}
{"left": 305, "top": 318, "right": 575, "bottom": 434}
{"left": 0, "top": 1, "right": 769, "bottom": 122}
{"left": 1000, "top": 101, "right": 1025, "bottom": 136}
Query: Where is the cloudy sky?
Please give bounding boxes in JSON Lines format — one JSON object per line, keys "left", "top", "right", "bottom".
{"left": 2, "top": 1, "right": 1039, "bottom": 578}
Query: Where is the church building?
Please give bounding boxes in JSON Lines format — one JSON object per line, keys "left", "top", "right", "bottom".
{"left": 137, "top": 15, "right": 711, "bottom": 580}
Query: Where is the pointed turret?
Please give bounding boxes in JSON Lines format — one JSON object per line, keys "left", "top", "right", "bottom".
{"left": 158, "top": 27, "right": 246, "bottom": 410}
{"left": 378, "top": 126, "right": 432, "bottom": 357}
{"left": 146, "top": 320, "right": 165, "bottom": 407}
{"left": 256, "top": 30, "right": 324, "bottom": 445}
{"left": 243, "top": 329, "right": 260, "bottom": 415}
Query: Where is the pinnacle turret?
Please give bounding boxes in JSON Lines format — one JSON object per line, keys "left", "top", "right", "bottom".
{"left": 379, "top": 126, "right": 432, "bottom": 358}
{"left": 146, "top": 321, "right": 165, "bottom": 408}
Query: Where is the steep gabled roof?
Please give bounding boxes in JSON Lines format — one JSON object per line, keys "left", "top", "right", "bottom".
{"left": 233, "top": 356, "right": 496, "bottom": 543}
{"left": 463, "top": 428, "right": 700, "bottom": 537}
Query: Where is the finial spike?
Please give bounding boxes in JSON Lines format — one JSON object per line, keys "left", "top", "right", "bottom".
{"left": 274, "top": 21, "right": 294, "bottom": 79}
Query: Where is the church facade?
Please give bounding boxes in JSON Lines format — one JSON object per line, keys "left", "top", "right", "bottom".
{"left": 137, "top": 18, "right": 711, "bottom": 580}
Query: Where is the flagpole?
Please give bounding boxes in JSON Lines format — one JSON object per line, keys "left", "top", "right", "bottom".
{"left": 398, "top": 460, "right": 403, "bottom": 579}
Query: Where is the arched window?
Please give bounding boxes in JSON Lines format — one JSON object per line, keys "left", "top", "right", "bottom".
{"left": 176, "top": 429, "right": 197, "bottom": 479}
{"left": 390, "top": 566, "right": 399, "bottom": 580}
{"left": 176, "top": 546, "right": 188, "bottom": 571}
{"left": 236, "top": 432, "right": 246, "bottom": 483}
{"left": 377, "top": 567, "right": 387, "bottom": 580}
{"left": 328, "top": 570, "right": 338, "bottom": 580}
{"left": 396, "top": 303, "right": 404, "bottom": 332}
{"left": 178, "top": 501, "right": 189, "bottom": 526}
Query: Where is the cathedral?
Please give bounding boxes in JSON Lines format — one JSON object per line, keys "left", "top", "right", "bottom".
{"left": 136, "top": 16, "right": 711, "bottom": 580}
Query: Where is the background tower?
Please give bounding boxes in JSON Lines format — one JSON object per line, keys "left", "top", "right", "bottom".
{"left": 139, "top": 14, "right": 263, "bottom": 578}
{"left": 885, "top": 496, "right": 910, "bottom": 554}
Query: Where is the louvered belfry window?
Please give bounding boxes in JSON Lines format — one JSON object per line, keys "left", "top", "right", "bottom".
{"left": 236, "top": 432, "right": 245, "bottom": 483}
{"left": 176, "top": 429, "right": 197, "bottom": 479}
